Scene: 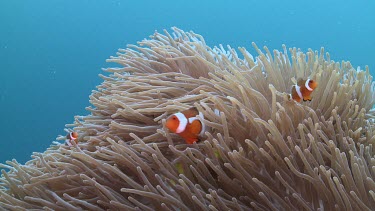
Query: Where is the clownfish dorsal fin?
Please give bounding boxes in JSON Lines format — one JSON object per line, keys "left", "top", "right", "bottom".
{"left": 296, "top": 78, "right": 305, "bottom": 86}
{"left": 183, "top": 107, "right": 199, "bottom": 118}
{"left": 188, "top": 107, "right": 198, "bottom": 113}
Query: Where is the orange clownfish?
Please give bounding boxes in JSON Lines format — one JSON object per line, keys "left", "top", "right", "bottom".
{"left": 165, "top": 107, "right": 206, "bottom": 144}
{"left": 289, "top": 78, "right": 318, "bottom": 102}
{"left": 66, "top": 132, "right": 78, "bottom": 146}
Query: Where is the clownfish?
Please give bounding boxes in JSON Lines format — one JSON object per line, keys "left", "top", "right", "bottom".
{"left": 165, "top": 107, "right": 206, "bottom": 144}
{"left": 65, "top": 132, "right": 78, "bottom": 146}
{"left": 289, "top": 78, "right": 318, "bottom": 102}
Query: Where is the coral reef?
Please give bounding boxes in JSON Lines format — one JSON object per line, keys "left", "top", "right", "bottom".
{"left": 1, "top": 27, "right": 375, "bottom": 210}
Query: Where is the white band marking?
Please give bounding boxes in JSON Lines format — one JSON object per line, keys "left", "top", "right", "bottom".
{"left": 188, "top": 117, "right": 197, "bottom": 123}
{"left": 295, "top": 85, "right": 303, "bottom": 99}
{"left": 175, "top": 112, "right": 188, "bottom": 133}
{"left": 305, "top": 79, "right": 313, "bottom": 91}
{"left": 70, "top": 133, "right": 76, "bottom": 140}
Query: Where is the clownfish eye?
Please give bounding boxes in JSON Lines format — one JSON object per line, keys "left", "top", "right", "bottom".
{"left": 309, "top": 80, "right": 313, "bottom": 84}
{"left": 172, "top": 116, "right": 177, "bottom": 120}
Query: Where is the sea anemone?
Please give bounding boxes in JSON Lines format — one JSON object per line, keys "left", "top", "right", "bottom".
{"left": 1, "top": 27, "right": 374, "bottom": 210}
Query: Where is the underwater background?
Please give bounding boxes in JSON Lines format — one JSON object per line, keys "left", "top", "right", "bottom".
{"left": 0, "top": 0, "right": 374, "bottom": 165}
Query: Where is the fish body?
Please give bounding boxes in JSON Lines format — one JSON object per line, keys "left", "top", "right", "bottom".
{"left": 290, "top": 78, "right": 318, "bottom": 102}
{"left": 66, "top": 132, "right": 78, "bottom": 146}
{"left": 165, "top": 107, "right": 205, "bottom": 144}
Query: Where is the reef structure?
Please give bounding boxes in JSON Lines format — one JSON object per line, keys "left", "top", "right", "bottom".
{"left": 1, "top": 27, "right": 375, "bottom": 210}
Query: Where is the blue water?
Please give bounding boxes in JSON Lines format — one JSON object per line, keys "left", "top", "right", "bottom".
{"left": 0, "top": 0, "right": 374, "bottom": 165}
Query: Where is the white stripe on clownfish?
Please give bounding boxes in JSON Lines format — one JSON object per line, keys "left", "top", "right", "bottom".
{"left": 70, "top": 132, "right": 77, "bottom": 140}
{"left": 305, "top": 79, "right": 313, "bottom": 91}
{"left": 174, "top": 112, "right": 188, "bottom": 133}
{"left": 294, "top": 85, "right": 303, "bottom": 99}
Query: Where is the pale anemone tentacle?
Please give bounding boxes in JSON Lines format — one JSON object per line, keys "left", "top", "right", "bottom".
{"left": 1, "top": 27, "right": 374, "bottom": 210}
